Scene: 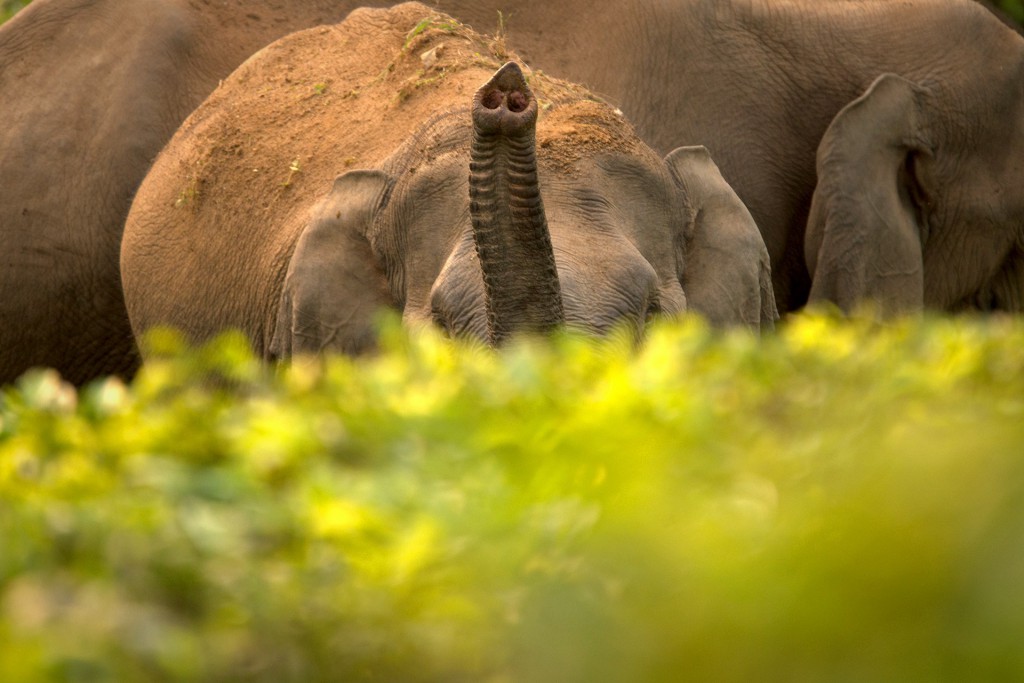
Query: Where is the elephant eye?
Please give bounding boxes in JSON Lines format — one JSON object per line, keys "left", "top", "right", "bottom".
{"left": 903, "top": 151, "right": 933, "bottom": 242}
{"left": 975, "top": 287, "right": 999, "bottom": 312}
{"left": 430, "top": 306, "right": 453, "bottom": 338}
{"left": 645, "top": 299, "right": 662, "bottom": 325}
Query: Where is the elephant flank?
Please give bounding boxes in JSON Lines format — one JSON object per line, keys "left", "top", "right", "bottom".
{"left": 469, "top": 61, "right": 564, "bottom": 345}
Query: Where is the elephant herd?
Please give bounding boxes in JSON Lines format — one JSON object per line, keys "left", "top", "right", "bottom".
{"left": 1, "top": 0, "right": 1022, "bottom": 385}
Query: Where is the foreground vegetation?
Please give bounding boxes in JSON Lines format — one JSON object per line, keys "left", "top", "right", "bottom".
{"left": 0, "top": 0, "right": 27, "bottom": 23}
{"left": 996, "top": 0, "right": 1024, "bottom": 22}
{"left": 1, "top": 1, "right": 1022, "bottom": 678}
{"left": 1, "top": 314, "right": 1023, "bottom": 681}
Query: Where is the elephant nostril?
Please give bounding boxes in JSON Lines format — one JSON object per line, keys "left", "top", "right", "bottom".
{"left": 507, "top": 90, "right": 527, "bottom": 113}
{"left": 480, "top": 89, "right": 527, "bottom": 112}
{"left": 481, "top": 89, "right": 503, "bottom": 110}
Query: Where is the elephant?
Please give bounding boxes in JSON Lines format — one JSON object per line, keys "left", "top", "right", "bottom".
{"left": 426, "top": 0, "right": 1024, "bottom": 315}
{"left": 8, "top": 0, "right": 1016, "bottom": 384}
{"left": 0, "top": 0, "right": 403, "bottom": 385}
{"left": 120, "top": 3, "right": 776, "bottom": 358}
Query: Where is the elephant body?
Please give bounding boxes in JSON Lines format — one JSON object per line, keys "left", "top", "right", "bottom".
{"left": 433, "top": 0, "right": 1024, "bottom": 314}
{"left": 0, "top": 0, "right": 393, "bottom": 384}
{"left": 4, "top": 0, "right": 1020, "bottom": 383}
{"left": 121, "top": 3, "right": 776, "bottom": 355}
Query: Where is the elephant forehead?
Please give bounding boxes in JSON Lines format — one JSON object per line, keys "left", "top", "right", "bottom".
{"left": 553, "top": 237, "right": 660, "bottom": 314}
{"left": 540, "top": 169, "right": 683, "bottom": 282}
{"left": 426, "top": 226, "right": 662, "bottom": 338}
{"left": 536, "top": 100, "right": 658, "bottom": 175}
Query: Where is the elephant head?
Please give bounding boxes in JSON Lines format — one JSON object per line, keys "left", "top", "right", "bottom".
{"left": 805, "top": 62, "right": 1024, "bottom": 314}
{"left": 270, "top": 62, "right": 775, "bottom": 358}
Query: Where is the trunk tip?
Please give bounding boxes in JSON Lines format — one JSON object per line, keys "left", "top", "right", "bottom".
{"left": 473, "top": 62, "right": 537, "bottom": 134}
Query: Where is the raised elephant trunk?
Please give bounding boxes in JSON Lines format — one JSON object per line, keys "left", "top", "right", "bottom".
{"left": 469, "top": 62, "right": 564, "bottom": 345}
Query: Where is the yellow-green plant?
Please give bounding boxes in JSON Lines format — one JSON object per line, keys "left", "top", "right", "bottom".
{"left": 0, "top": 0, "right": 29, "bottom": 24}
{"left": 1, "top": 313, "right": 1023, "bottom": 681}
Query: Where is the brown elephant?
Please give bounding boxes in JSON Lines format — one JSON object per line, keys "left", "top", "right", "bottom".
{"left": 0, "top": 0, "right": 396, "bottom": 384}
{"left": 6, "top": 0, "right": 1020, "bottom": 383}
{"left": 429, "top": 0, "right": 1024, "bottom": 315}
{"left": 120, "top": 4, "right": 776, "bottom": 356}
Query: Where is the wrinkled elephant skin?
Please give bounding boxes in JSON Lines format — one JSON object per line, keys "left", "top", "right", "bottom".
{"left": 0, "top": 0, "right": 393, "bottom": 384}
{"left": 431, "top": 0, "right": 1024, "bottom": 314}
{"left": 120, "top": 4, "right": 776, "bottom": 358}
{"left": 7, "top": 0, "right": 1018, "bottom": 385}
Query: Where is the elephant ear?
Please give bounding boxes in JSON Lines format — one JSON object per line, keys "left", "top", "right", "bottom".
{"left": 666, "top": 145, "right": 778, "bottom": 331}
{"left": 805, "top": 73, "right": 934, "bottom": 314}
{"left": 269, "top": 170, "right": 393, "bottom": 360}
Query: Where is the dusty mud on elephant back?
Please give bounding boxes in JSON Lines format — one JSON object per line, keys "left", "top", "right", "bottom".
{"left": 120, "top": 3, "right": 776, "bottom": 360}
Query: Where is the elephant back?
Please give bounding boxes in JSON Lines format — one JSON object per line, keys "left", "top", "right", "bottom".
{"left": 120, "top": 2, "right": 626, "bottom": 350}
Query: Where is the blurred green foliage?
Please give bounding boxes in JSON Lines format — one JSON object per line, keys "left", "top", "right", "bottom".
{"left": 0, "top": 0, "right": 29, "bottom": 24}
{"left": 0, "top": 0, "right": 1022, "bottom": 672}
{"left": 2, "top": 314, "right": 1023, "bottom": 681}
{"left": 997, "top": 0, "right": 1024, "bottom": 22}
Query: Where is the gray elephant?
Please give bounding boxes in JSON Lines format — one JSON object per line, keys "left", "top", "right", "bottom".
{"left": 438, "top": 0, "right": 1024, "bottom": 314}
{"left": 6, "top": 0, "right": 1019, "bottom": 384}
{"left": 0, "top": 0, "right": 399, "bottom": 384}
{"left": 121, "top": 4, "right": 776, "bottom": 357}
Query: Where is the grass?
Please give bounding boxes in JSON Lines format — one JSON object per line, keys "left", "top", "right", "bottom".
{"left": 402, "top": 16, "right": 462, "bottom": 52}
{"left": 281, "top": 158, "right": 301, "bottom": 188}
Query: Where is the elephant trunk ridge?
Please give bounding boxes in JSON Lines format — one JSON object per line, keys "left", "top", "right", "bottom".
{"left": 469, "top": 62, "right": 564, "bottom": 345}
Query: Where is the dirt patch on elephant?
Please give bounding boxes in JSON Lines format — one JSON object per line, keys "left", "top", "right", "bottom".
{"left": 129, "top": 2, "right": 665, "bottom": 338}
{"left": 167, "top": 2, "right": 648, "bottom": 218}
{"left": 537, "top": 100, "right": 657, "bottom": 174}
